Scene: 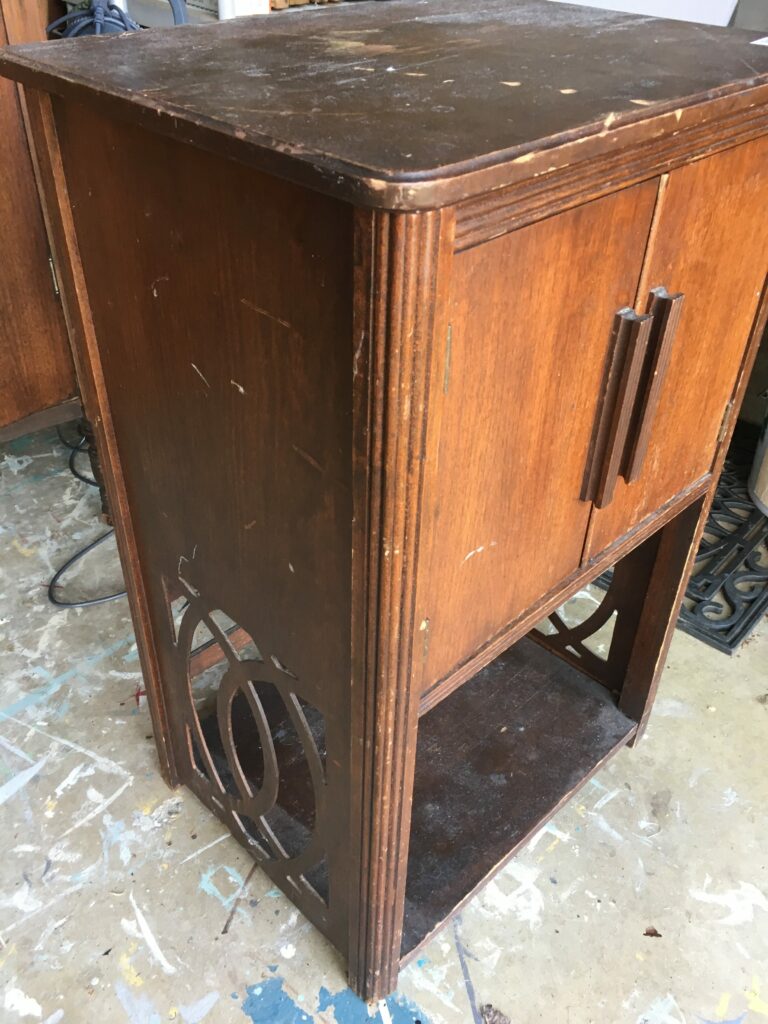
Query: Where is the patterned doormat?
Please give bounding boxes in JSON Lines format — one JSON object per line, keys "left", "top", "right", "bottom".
{"left": 678, "top": 431, "right": 768, "bottom": 653}
{"left": 597, "top": 426, "right": 768, "bottom": 654}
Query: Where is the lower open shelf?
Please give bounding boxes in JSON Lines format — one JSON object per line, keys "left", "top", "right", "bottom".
{"left": 401, "top": 636, "right": 636, "bottom": 960}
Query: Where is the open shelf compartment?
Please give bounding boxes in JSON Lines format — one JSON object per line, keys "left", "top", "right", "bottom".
{"left": 401, "top": 635, "right": 636, "bottom": 960}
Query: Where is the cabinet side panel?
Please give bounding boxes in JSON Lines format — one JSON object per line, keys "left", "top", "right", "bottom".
{"left": 53, "top": 100, "right": 354, "bottom": 948}
{"left": 418, "top": 182, "right": 658, "bottom": 690}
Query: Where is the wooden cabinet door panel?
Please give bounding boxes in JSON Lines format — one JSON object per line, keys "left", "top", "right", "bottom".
{"left": 0, "top": 2, "right": 75, "bottom": 431}
{"left": 417, "top": 182, "right": 659, "bottom": 690}
{"left": 587, "top": 137, "right": 768, "bottom": 557}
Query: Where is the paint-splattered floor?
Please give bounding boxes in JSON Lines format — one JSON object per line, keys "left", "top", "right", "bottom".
{"left": 0, "top": 427, "right": 766, "bottom": 1024}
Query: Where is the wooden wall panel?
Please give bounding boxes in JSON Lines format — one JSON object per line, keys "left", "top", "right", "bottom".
{"left": 0, "top": 0, "right": 75, "bottom": 433}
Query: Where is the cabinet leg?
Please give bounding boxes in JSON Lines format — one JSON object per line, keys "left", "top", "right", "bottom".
{"left": 617, "top": 497, "right": 705, "bottom": 740}
{"left": 534, "top": 496, "right": 706, "bottom": 741}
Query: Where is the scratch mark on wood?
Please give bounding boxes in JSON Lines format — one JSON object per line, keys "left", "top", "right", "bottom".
{"left": 190, "top": 363, "right": 210, "bottom": 389}
{"left": 240, "top": 298, "right": 294, "bottom": 331}
{"left": 292, "top": 444, "right": 324, "bottom": 474}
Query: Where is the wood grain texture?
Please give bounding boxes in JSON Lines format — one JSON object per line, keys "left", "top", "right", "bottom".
{"left": 419, "top": 476, "right": 711, "bottom": 716}
{"left": 1, "top": 0, "right": 768, "bottom": 210}
{"left": 50, "top": 98, "right": 356, "bottom": 946}
{"left": 348, "top": 208, "right": 447, "bottom": 1001}
{"left": 416, "top": 183, "right": 658, "bottom": 691}
{"left": 0, "top": 3, "right": 74, "bottom": 433}
{"left": 23, "top": 89, "right": 179, "bottom": 785}
{"left": 587, "top": 136, "right": 768, "bottom": 558}
{"left": 594, "top": 311, "right": 653, "bottom": 509}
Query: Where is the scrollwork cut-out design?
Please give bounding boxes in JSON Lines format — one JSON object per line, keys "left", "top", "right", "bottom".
{"left": 534, "top": 578, "right": 619, "bottom": 682}
{"left": 169, "top": 581, "right": 329, "bottom": 916}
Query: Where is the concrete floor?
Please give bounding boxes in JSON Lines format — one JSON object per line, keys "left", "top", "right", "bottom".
{"left": 0, "top": 426, "right": 766, "bottom": 1024}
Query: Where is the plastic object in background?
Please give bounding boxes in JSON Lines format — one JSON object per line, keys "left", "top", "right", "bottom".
{"left": 546, "top": 0, "right": 738, "bottom": 27}
{"left": 218, "top": 0, "right": 269, "bottom": 16}
{"left": 749, "top": 412, "right": 768, "bottom": 516}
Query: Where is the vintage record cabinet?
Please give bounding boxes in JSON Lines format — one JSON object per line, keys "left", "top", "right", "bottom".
{"left": 2, "top": 0, "right": 767, "bottom": 998}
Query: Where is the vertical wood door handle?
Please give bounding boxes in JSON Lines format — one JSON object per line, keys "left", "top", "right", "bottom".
{"left": 623, "top": 287, "right": 685, "bottom": 483}
{"left": 594, "top": 309, "right": 654, "bottom": 509}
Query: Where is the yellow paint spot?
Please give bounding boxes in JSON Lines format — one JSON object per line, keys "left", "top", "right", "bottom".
{"left": 576, "top": 804, "right": 587, "bottom": 818}
{"left": 501, "top": 81, "right": 521, "bottom": 87}
{"left": 12, "top": 538, "right": 36, "bottom": 557}
{"left": 140, "top": 799, "right": 158, "bottom": 816}
{"left": 546, "top": 837, "right": 560, "bottom": 854}
{"left": 120, "top": 945, "right": 143, "bottom": 988}
{"left": 44, "top": 799, "right": 57, "bottom": 819}
{"left": 0, "top": 943, "right": 17, "bottom": 968}
{"left": 715, "top": 992, "right": 731, "bottom": 1018}
{"left": 746, "top": 978, "right": 768, "bottom": 1017}
{"left": 168, "top": 1009, "right": 179, "bottom": 1020}
{"left": 635, "top": 952, "right": 645, "bottom": 961}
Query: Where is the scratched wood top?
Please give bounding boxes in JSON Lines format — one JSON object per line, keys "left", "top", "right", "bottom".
{"left": 2, "top": 0, "right": 768, "bottom": 208}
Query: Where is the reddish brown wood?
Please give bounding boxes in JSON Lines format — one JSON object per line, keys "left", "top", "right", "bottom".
{"left": 348, "top": 207, "right": 449, "bottom": 1000}
{"left": 587, "top": 136, "right": 768, "bottom": 558}
{"left": 8, "top": 3, "right": 768, "bottom": 1002}
{"left": 415, "top": 183, "right": 658, "bottom": 691}
{"left": 0, "top": 1, "right": 75, "bottom": 436}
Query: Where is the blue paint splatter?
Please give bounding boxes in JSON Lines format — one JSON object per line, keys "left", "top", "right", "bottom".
{"left": 241, "top": 979, "right": 313, "bottom": 1023}
{"left": 317, "top": 986, "right": 430, "bottom": 1023}
{"left": 0, "top": 637, "right": 134, "bottom": 720}
{"left": 697, "top": 1016, "right": 747, "bottom": 1024}
{"left": 416, "top": 957, "right": 429, "bottom": 968}
{"left": 199, "top": 864, "right": 247, "bottom": 915}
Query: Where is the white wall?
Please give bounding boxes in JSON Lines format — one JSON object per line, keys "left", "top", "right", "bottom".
{"left": 547, "top": 0, "right": 738, "bottom": 27}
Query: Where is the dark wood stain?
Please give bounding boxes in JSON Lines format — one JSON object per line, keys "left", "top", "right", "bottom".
{"left": 403, "top": 636, "right": 635, "bottom": 958}
{"left": 2, "top": 0, "right": 768, "bottom": 207}
{"left": 8, "top": 0, "right": 768, "bottom": 1001}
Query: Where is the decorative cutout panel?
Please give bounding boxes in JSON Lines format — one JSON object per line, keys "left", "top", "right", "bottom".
{"left": 533, "top": 576, "right": 619, "bottom": 684}
{"left": 169, "top": 579, "right": 330, "bottom": 915}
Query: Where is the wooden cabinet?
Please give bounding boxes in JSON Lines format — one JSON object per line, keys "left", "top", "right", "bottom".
{"left": 3, "top": 0, "right": 767, "bottom": 1000}
{"left": 587, "top": 138, "right": 768, "bottom": 556}
{"left": 0, "top": 0, "right": 77, "bottom": 439}
{"left": 418, "top": 183, "right": 660, "bottom": 688}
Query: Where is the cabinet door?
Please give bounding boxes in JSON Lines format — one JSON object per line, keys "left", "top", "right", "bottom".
{"left": 0, "top": 2, "right": 75, "bottom": 433}
{"left": 587, "top": 137, "right": 768, "bottom": 558}
{"left": 417, "top": 182, "right": 659, "bottom": 691}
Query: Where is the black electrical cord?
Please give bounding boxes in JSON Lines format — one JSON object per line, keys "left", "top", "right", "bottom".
{"left": 47, "top": 0, "right": 187, "bottom": 39}
{"left": 47, "top": 431, "right": 127, "bottom": 610}
{"left": 48, "top": 530, "right": 126, "bottom": 608}
{"left": 68, "top": 443, "right": 98, "bottom": 487}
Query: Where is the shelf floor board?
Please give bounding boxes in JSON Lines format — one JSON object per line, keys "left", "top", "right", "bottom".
{"left": 401, "top": 636, "right": 635, "bottom": 959}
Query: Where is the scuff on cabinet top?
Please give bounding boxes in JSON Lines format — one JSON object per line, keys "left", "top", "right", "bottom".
{"left": 1, "top": 0, "right": 767, "bottom": 209}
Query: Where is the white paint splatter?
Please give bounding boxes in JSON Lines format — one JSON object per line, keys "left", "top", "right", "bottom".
{"left": 280, "top": 942, "right": 296, "bottom": 959}
{"left": 689, "top": 875, "right": 768, "bottom": 926}
{"left": 3, "top": 986, "right": 42, "bottom": 1019}
{"left": 127, "top": 890, "right": 177, "bottom": 974}
{"left": 722, "top": 787, "right": 738, "bottom": 808}
{"left": 635, "top": 992, "right": 686, "bottom": 1024}
{"left": 479, "top": 863, "right": 544, "bottom": 929}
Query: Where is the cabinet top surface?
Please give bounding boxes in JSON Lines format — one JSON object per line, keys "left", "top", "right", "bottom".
{"left": 3, "top": 0, "right": 768, "bottom": 208}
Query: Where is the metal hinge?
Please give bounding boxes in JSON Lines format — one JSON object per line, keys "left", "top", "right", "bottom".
{"left": 47, "top": 252, "right": 60, "bottom": 298}
{"left": 717, "top": 400, "right": 734, "bottom": 445}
